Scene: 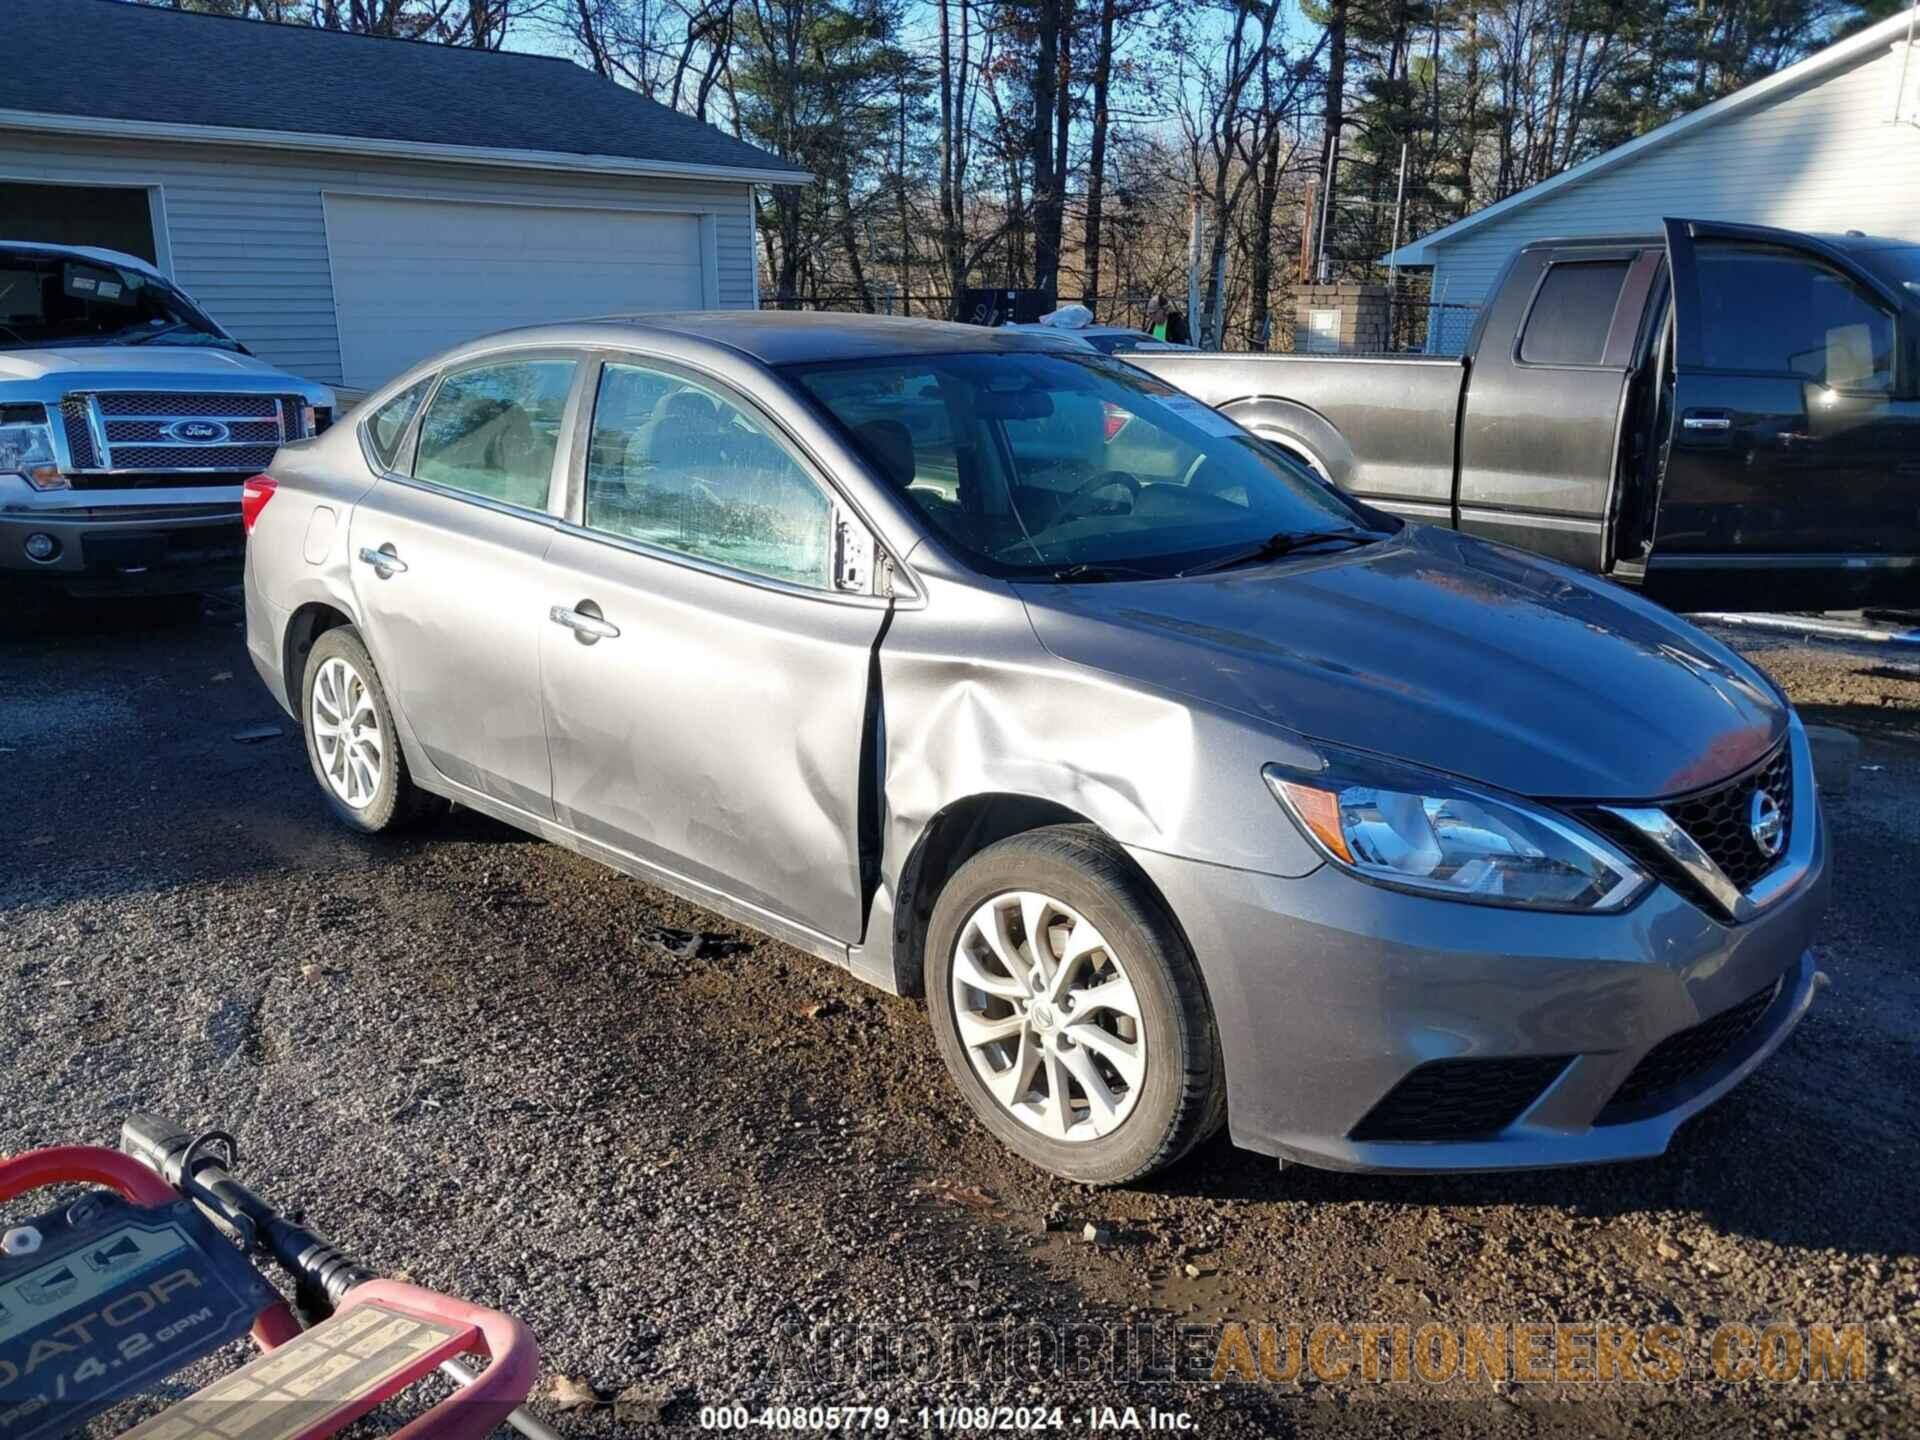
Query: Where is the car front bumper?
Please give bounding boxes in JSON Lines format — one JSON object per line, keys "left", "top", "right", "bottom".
{"left": 1126, "top": 792, "right": 1828, "bottom": 1173}
{"left": 0, "top": 481, "right": 244, "bottom": 595}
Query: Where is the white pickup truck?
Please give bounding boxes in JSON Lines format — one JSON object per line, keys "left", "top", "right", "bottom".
{"left": 0, "top": 240, "right": 334, "bottom": 604}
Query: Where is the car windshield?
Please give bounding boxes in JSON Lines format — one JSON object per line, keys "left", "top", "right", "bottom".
{"left": 0, "top": 253, "right": 239, "bottom": 350}
{"left": 788, "top": 350, "right": 1389, "bottom": 578}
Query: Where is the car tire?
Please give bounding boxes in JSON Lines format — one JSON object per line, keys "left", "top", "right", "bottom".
{"left": 925, "top": 825, "right": 1225, "bottom": 1185}
{"left": 300, "top": 625, "right": 439, "bottom": 834}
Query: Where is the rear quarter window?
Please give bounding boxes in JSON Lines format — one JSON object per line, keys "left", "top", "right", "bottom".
{"left": 1519, "top": 260, "right": 1630, "bottom": 366}
{"left": 363, "top": 379, "right": 431, "bottom": 470}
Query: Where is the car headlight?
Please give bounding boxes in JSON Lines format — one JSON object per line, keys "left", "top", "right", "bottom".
{"left": 1263, "top": 748, "right": 1648, "bottom": 913}
{"left": 0, "top": 419, "right": 67, "bottom": 491}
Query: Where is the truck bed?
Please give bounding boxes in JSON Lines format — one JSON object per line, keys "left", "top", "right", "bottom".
{"left": 1130, "top": 352, "right": 1465, "bottom": 521}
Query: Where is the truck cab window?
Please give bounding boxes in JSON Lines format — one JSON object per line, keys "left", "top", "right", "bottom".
{"left": 1519, "top": 261, "right": 1630, "bottom": 366}
{"left": 1694, "top": 243, "right": 1895, "bottom": 393}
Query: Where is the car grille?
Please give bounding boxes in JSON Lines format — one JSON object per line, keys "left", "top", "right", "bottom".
{"left": 58, "top": 391, "right": 307, "bottom": 487}
{"left": 97, "top": 444, "right": 281, "bottom": 473}
{"left": 1348, "top": 1055, "right": 1572, "bottom": 1143}
{"left": 1598, "top": 977, "right": 1783, "bottom": 1123}
{"left": 104, "top": 418, "right": 284, "bottom": 444}
{"left": 1670, "top": 743, "right": 1794, "bottom": 891}
{"left": 1581, "top": 739, "right": 1794, "bottom": 917}
{"left": 60, "top": 398, "right": 98, "bottom": 469}
{"left": 94, "top": 392, "right": 281, "bottom": 418}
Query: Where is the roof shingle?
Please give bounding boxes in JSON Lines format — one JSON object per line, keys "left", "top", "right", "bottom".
{"left": 1, "top": 0, "right": 807, "bottom": 179}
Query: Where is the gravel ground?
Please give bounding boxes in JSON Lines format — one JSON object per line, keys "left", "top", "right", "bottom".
{"left": 1, "top": 595, "right": 1915, "bottom": 1438}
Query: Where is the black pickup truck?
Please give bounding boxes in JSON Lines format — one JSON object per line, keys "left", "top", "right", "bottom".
{"left": 1133, "top": 218, "right": 1920, "bottom": 611}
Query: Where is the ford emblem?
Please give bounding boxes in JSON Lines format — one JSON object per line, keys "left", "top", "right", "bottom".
{"left": 1749, "top": 789, "right": 1785, "bottom": 858}
{"left": 164, "top": 419, "right": 231, "bottom": 444}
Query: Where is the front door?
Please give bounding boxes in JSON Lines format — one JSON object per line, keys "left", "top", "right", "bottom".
{"left": 349, "top": 351, "right": 582, "bottom": 816}
{"left": 1650, "top": 218, "right": 1920, "bottom": 610}
{"left": 539, "top": 356, "right": 889, "bottom": 944}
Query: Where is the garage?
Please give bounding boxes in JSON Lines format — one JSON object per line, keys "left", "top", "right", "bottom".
{"left": 323, "top": 193, "right": 710, "bottom": 389}
{"left": 1, "top": 0, "right": 809, "bottom": 392}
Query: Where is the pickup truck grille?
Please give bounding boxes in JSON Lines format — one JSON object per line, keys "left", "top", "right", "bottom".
{"left": 104, "top": 418, "right": 283, "bottom": 444}
{"left": 60, "top": 398, "right": 98, "bottom": 469}
{"left": 94, "top": 392, "right": 282, "bottom": 418}
{"left": 57, "top": 390, "right": 308, "bottom": 487}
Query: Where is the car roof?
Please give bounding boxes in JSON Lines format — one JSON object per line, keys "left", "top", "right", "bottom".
{"left": 572, "top": 310, "right": 1099, "bottom": 366}
{"left": 0, "top": 239, "right": 167, "bottom": 279}
{"left": 1001, "top": 321, "right": 1149, "bottom": 337}
{"left": 1519, "top": 228, "right": 1912, "bottom": 261}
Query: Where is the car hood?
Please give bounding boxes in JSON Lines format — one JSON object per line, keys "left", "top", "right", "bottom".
{"left": 1014, "top": 525, "right": 1786, "bottom": 801}
{"left": 0, "top": 345, "right": 333, "bottom": 401}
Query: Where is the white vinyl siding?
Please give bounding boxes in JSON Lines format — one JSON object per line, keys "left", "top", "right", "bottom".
{"left": 1423, "top": 40, "right": 1920, "bottom": 321}
{"left": 0, "top": 129, "right": 761, "bottom": 387}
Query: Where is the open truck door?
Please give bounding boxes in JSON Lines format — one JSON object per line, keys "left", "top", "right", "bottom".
{"left": 1644, "top": 217, "right": 1920, "bottom": 613}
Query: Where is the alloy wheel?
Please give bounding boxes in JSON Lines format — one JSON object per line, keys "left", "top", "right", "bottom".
{"left": 310, "top": 655, "right": 384, "bottom": 809}
{"left": 949, "top": 890, "right": 1147, "bottom": 1141}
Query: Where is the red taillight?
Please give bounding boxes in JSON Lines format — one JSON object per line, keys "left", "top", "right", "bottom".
{"left": 241, "top": 474, "right": 277, "bottom": 535}
{"left": 1102, "top": 402, "right": 1131, "bottom": 443}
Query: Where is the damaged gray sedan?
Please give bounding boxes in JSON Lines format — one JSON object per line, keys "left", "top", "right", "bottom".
{"left": 243, "top": 314, "right": 1827, "bottom": 1184}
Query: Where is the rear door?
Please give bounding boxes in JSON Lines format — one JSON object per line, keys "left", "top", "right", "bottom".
{"left": 349, "top": 350, "right": 583, "bottom": 817}
{"left": 1651, "top": 218, "right": 1920, "bottom": 610}
{"left": 1455, "top": 241, "right": 1663, "bottom": 571}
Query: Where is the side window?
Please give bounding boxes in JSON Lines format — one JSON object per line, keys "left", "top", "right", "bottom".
{"left": 1694, "top": 242, "right": 1895, "bottom": 392}
{"left": 583, "top": 361, "right": 832, "bottom": 589}
{"left": 1519, "top": 260, "right": 1630, "bottom": 366}
{"left": 413, "top": 356, "right": 576, "bottom": 509}
{"left": 364, "top": 378, "right": 430, "bottom": 470}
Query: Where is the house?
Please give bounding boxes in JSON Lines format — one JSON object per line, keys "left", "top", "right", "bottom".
{"left": 0, "top": 0, "right": 809, "bottom": 390}
{"left": 1387, "top": 12, "right": 1920, "bottom": 350}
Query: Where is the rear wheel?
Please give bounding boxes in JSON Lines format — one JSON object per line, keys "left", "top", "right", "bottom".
{"left": 300, "top": 625, "right": 438, "bottom": 833}
{"left": 925, "top": 826, "right": 1224, "bottom": 1184}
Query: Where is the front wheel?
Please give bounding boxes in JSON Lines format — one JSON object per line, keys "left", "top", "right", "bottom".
{"left": 300, "top": 625, "right": 439, "bottom": 834}
{"left": 925, "top": 826, "right": 1225, "bottom": 1184}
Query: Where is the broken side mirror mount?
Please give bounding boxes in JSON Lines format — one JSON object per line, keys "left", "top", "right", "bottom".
{"left": 834, "top": 508, "right": 883, "bottom": 595}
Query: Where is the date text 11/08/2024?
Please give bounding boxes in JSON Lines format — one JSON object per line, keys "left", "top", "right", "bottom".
{"left": 696, "top": 1406, "right": 1196, "bottom": 1431}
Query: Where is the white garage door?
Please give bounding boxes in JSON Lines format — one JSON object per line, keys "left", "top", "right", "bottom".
{"left": 324, "top": 193, "right": 708, "bottom": 388}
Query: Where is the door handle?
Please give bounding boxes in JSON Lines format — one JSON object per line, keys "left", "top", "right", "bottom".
{"left": 1681, "top": 413, "right": 1732, "bottom": 432}
{"left": 549, "top": 605, "right": 621, "bottom": 641}
{"left": 357, "top": 544, "right": 408, "bottom": 576}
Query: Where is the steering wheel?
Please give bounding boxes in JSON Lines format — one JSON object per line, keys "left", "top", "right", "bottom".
{"left": 1062, "top": 469, "right": 1142, "bottom": 517}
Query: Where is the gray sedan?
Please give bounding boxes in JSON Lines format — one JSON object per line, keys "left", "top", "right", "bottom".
{"left": 242, "top": 313, "right": 1827, "bottom": 1184}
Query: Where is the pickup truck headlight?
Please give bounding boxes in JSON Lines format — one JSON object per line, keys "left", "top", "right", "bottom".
{"left": 1263, "top": 749, "right": 1648, "bottom": 913}
{"left": 0, "top": 419, "right": 67, "bottom": 491}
